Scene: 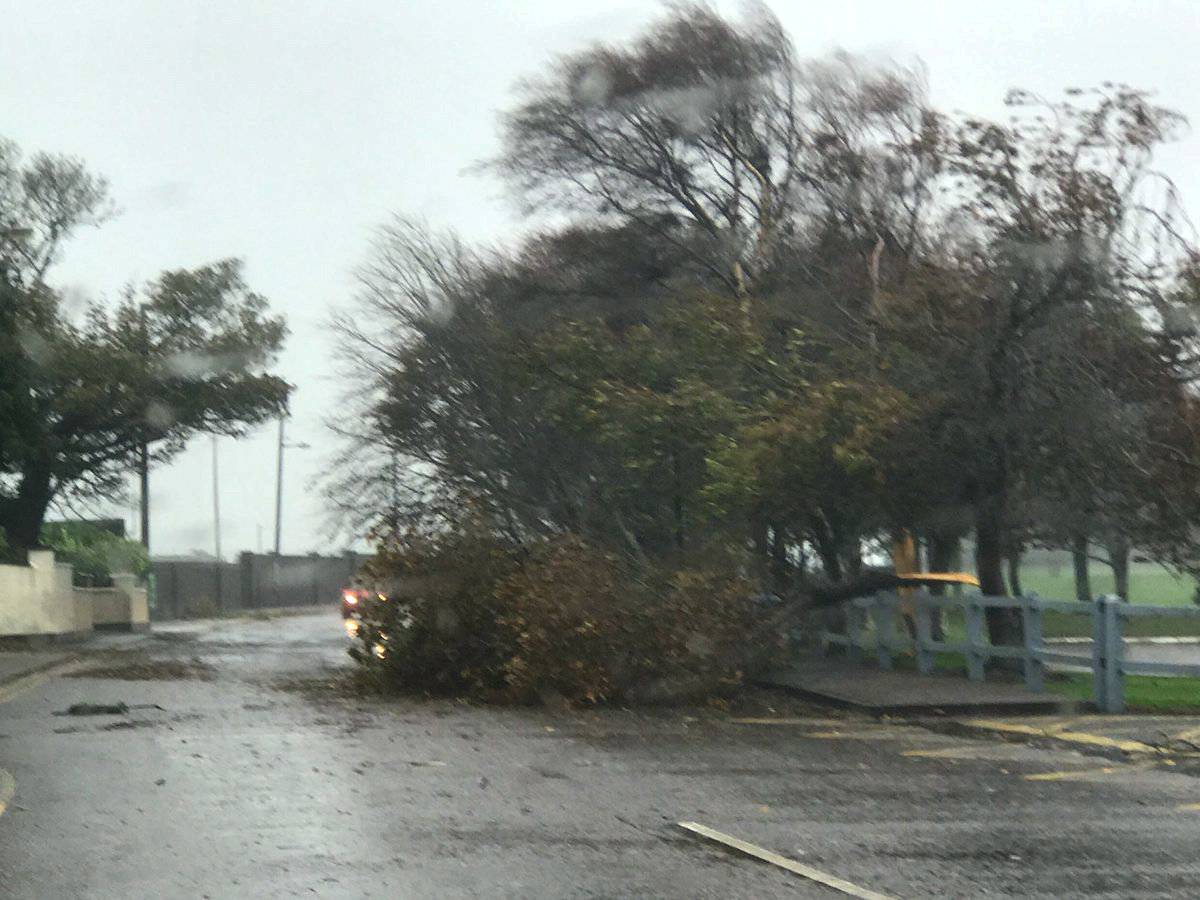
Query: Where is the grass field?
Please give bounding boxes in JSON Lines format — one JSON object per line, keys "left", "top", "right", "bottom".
{"left": 1018, "top": 560, "right": 1200, "bottom": 637}
{"left": 1019, "top": 561, "right": 1196, "bottom": 606}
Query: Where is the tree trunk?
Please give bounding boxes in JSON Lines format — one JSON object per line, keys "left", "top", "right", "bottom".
{"left": 926, "top": 532, "right": 961, "bottom": 642}
{"left": 0, "top": 454, "right": 55, "bottom": 560}
{"left": 1006, "top": 544, "right": 1023, "bottom": 597}
{"left": 975, "top": 500, "right": 1022, "bottom": 646}
{"left": 1071, "top": 533, "right": 1091, "bottom": 602}
{"left": 810, "top": 516, "right": 843, "bottom": 582}
{"left": 768, "top": 523, "right": 789, "bottom": 593}
{"left": 842, "top": 541, "right": 863, "bottom": 578}
{"left": 1106, "top": 533, "right": 1130, "bottom": 601}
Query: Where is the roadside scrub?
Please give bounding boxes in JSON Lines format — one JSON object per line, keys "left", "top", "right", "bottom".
{"left": 348, "top": 526, "right": 783, "bottom": 706}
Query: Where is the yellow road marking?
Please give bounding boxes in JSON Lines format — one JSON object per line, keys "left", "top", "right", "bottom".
{"left": 729, "top": 718, "right": 847, "bottom": 726}
{"left": 803, "top": 728, "right": 921, "bottom": 740}
{"left": 1025, "top": 766, "right": 1120, "bottom": 782}
{"left": 902, "top": 746, "right": 1012, "bottom": 759}
{"left": 1024, "top": 762, "right": 1157, "bottom": 782}
{"left": 678, "top": 821, "right": 895, "bottom": 900}
{"left": 962, "top": 719, "right": 1161, "bottom": 754}
{"left": 1170, "top": 725, "right": 1200, "bottom": 744}
{"left": 0, "top": 768, "right": 14, "bottom": 818}
{"left": 1176, "top": 803, "right": 1200, "bottom": 811}
{"left": 0, "top": 659, "right": 84, "bottom": 705}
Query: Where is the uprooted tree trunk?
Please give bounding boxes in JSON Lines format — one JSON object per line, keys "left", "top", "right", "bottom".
{"left": 767, "top": 568, "right": 959, "bottom": 642}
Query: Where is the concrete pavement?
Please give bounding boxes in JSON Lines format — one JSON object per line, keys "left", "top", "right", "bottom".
{"left": 2, "top": 609, "right": 1200, "bottom": 897}
{"left": 761, "top": 658, "right": 1070, "bottom": 716}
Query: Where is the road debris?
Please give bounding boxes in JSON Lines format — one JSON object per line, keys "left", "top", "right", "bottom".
{"left": 678, "top": 821, "right": 895, "bottom": 900}
{"left": 56, "top": 702, "right": 165, "bottom": 717}
{"left": 60, "top": 702, "right": 129, "bottom": 716}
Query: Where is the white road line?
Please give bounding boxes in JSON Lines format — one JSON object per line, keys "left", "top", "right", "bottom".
{"left": 678, "top": 821, "right": 896, "bottom": 900}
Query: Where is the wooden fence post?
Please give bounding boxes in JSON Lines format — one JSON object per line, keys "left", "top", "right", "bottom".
{"left": 965, "top": 598, "right": 985, "bottom": 681}
{"left": 914, "top": 589, "right": 935, "bottom": 676}
{"left": 1091, "top": 595, "right": 1108, "bottom": 711}
{"left": 1101, "top": 595, "right": 1124, "bottom": 713}
{"left": 875, "top": 593, "right": 895, "bottom": 671}
{"left": 1021, "top": 594, "right": 1045, "bottom": 692}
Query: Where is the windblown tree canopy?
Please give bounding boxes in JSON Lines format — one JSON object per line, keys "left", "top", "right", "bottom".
{"left": 494, "top": 4, "right": 939, "bottom": 304}
{"left": 332, "top": 2, "right": 1200, "bottom": 651}
{"left": 0, "top": 140, "right": 290, "bottom": 559}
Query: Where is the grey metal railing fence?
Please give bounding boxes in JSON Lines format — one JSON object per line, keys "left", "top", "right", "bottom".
{"left": 819, "top": 590, "right": 1200, "bottom": 713}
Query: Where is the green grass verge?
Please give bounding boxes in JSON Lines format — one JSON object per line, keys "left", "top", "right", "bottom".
{"left": 1047, "top": 672, "right": 1200, "bottom": 713}
{"left": 1014, "top": 562, "right": 1200, "bottom": 637}
{"left": 1019, "top": 563, "right": 1196, "bottom": 606}
{"left": 890, "top": 651, "right": 1200, "bottom": 712}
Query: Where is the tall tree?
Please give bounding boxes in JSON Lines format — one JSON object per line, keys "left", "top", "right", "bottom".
{"left": 333, "top": 5, "right": 1200, "bottom": 653}
{"left": 0, "top": 139, "right": 290, "bottom": 558}
{"left": 874, "top": 85, "right": 1199, "bottom": 640}
{"left": 494, "top": 3, "right": 936, "bottom": 306}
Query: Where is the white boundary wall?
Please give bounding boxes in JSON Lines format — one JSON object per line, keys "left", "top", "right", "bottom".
{"left": 0, "top": 550, "right": 90, "bottom": 638}
{"left": 82, "top": 574, "right": 150, "bottom": 631}
{"left": 0, "top": 551, "right": 147, "bottom": 639}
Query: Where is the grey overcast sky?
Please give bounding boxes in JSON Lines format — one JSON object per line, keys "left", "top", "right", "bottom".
{"left": 3, "top": 0, "right": 1198, "bottom": 558}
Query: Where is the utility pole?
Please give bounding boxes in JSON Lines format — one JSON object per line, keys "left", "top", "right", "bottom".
{"left": 139, "top": 443, "right": 150, "bottom": 551}
{"left": 137, "top": 303, "right": 151, "bottom": 552}
{"left": 212, "top": 435, "right": 222, "bottom": 560}
{"left": 273, "top": 415, "right": 310, "bottom": 556}
{"left": 273, "top": 418, "right": 285, "bottom": 555}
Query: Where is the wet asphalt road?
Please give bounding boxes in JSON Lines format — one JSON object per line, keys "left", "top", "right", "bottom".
{"left": 2, "top": 610, "right": 1200, "bottom": 898}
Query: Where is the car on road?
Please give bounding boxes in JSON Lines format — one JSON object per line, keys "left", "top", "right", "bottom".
{"left": 341, "top": 586, "right": 368, "bottom": 619}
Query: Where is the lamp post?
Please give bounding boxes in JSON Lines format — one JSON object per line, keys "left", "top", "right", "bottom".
{"left": 273, "top": 416, "right": 310, "bottom": 556}
{"left": 212, "top": 435, "right": 222, "bottom": 560}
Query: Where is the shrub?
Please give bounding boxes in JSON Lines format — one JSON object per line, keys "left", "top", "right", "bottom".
{"left": 349, "top": 524, "right": 522, "bottom": 698}
{"left": 350, "top": 528, "right": 781, "bottom": 705}
{"left": 40, "top": 522, "right": 149, "bottom": 586}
